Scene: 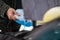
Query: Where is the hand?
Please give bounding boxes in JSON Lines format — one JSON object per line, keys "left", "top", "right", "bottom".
{"left": 6, "top": 8, "right": 19, "bottom": 20}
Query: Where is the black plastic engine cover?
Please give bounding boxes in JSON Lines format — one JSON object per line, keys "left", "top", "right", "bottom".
{"left": 24, "top": 19, "right": 60, "bottom": 40}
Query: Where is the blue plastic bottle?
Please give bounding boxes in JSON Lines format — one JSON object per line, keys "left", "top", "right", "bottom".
{"left": 15, "top": 9, "right": 33, "bottom": 31}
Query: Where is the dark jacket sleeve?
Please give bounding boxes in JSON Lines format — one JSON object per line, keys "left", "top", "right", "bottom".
{"left": 0, "top": 0, "right": 10, "bottom": 18}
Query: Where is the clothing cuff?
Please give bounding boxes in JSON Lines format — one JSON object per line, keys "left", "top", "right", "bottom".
{"left": 0, "top": 4, "right": 10, "bottom": 19}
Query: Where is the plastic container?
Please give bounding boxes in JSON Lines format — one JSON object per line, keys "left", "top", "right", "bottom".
{"left": 15, "top": 9, "right": 33, "bottom": 31}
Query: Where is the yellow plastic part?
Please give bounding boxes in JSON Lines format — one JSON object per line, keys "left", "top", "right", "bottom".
{"left": 36, "top": 7, "right": 60, "bottom": 25}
